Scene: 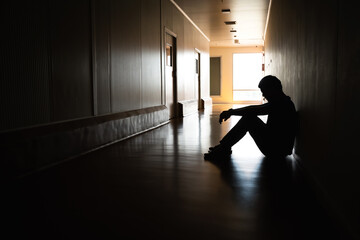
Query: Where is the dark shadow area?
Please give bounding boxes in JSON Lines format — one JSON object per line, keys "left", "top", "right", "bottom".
{"left": 206, "top": 156, "right": 348, "bottom": 240}
{"left": 0, "top": 103, "right": 351, "bottom": 240}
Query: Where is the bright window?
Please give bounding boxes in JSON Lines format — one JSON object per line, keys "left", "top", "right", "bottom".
{"left": 233, "top": 53, "right": 264, "bottom": 101}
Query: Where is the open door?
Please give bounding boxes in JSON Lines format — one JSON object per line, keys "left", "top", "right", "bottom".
{"left": 165, "top": 32, "right": 177, "bottom": 119}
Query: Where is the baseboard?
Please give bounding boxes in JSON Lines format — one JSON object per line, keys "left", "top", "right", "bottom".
{"left": 178, "top": 100, "right": 198, "bottom": 117}
{"left": 177, "top": 98, "right": 213, "bottom": 117}
{"left": 1, "top": 105, "right": 169, "bottom": 181}
{"left": 201, "top": 97, "right": 212, "bottom": 109}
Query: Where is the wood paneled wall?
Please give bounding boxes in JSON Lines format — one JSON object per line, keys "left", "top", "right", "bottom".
{"left": 162, "top": 0, "right": 210, "bottom": 103}
{"left": 265, "top": 0, "right": 360, "bottom": 238}
{"left": 110, "top": 0, "right": 142, "bottom": 112}
{"left": 0, "top": 0, "right": 210, "bottom": 178}
{"left": 50, "top": 0, "right": 93, "bottom": 120}
{"left": 1, "top": 0, "right": 208, "bottom": 132}
{"left": 1, "top": 1, "right": 51, "bottom": 129}
{"left": 141, "top": 1, "right": 162, "bottom": 108}
{"left": 92, "top": 0, "right": 111, "bottom": 115}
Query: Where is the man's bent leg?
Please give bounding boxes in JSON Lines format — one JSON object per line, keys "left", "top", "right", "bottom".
{"left": 248, "top": 123, "right": 270, "bottom": 156}
{"left": 219, "top": 115, "right": 266, "bottom": 149}
{"left": 249, "top": 125, "right": 288, "bottom": 157}
{"left": 205, "top": 115, "right": 266, "bottom": 160}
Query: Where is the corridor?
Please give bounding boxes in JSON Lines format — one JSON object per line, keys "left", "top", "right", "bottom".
{"left": 3, "top": 105, "right": 346, "bottom": 239}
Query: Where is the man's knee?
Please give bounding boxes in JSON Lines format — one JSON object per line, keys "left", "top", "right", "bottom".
{"left": 241, "top": 114, "right": 257, "bottom": 121}
{"left": 240, "top": 115, "right": 263, "bottom": 129}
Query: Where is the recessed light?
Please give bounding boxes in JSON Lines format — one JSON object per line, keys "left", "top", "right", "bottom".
{"left": 221, "top": 9, "right": 231, "bottom": 14}
{"left": 224, "top": 21, "right": 236, "bottom": 25}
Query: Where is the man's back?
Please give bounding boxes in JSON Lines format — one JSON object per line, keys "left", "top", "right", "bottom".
{"left": 266, "top": 95, "right": 297, "bottom": 154}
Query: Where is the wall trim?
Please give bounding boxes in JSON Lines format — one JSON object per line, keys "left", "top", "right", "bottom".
{"left": 263, "top": 0, "right": 273, "bottom": 41}
{"left": 201, "top": 97, "right": 213, "bottom": 109}
{"left": 19, "top": 120, "right": 169, "bottom": 180}
{"left": 169, "top": 0, "right": 210, "bottom": 42}
{"left": 178, "top": 99, "right": 198, "bottom": 117}
{"left": 164, "top": 27, "right": 177, "bottom": 38}
{"left": 1, "top": 106, "right": 169, "bottom": 181}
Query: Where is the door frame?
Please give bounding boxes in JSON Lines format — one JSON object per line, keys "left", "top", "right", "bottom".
{"left": 195, "top": 48, "right": 201, "bottom": 109}
{"left": 164, "top": 27, "right": 177, "bottom": 118}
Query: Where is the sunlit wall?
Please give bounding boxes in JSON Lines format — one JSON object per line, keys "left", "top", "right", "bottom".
{"left": 210, "top": 46, "right": 263, "bottom": 104}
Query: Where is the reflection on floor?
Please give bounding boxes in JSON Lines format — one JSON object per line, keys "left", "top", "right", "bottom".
{"left": 2, "top": 104, "right": 346, "bottom": 239}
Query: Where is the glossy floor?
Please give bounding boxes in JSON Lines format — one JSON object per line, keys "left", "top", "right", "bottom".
{"left": 3, "top": 105, "right": 346, "bottom": 239}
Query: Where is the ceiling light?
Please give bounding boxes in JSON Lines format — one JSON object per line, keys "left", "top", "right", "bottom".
{"left": 221, "top": 9, "right": 231, "bottom": 14}
{"left": 224, "top": 21, "right": 236, "bottom": 25}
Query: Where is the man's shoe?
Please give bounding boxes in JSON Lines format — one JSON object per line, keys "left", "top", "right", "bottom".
{"left": 204, "top": 145, "right": 232, "bottom": 160}
{"left": 208, "top": 145, "right": 232, "bottom": 155}
{"left": 204, "top": 152, "right": 215, "bottom": 160}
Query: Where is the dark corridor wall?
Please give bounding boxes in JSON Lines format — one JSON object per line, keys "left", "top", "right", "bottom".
{"left": 0, "top": 0, "right": 210, "bottom": 132}
{"left": 265, "top": 0, "right": 360, "bottom": 238}
{"left": 0, "top": 0, "right": 210, "bottom": 178}
{"left": 0, "top": 0, "right": 162, "bottom": 131}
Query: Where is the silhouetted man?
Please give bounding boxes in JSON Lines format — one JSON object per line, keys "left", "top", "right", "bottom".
{"left": 204, "top": 75, "right": 297, "bottom": 160}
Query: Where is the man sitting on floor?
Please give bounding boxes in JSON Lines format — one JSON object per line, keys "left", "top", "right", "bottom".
{"left": 204, "top": 75, "right": 297, "bottom": 160}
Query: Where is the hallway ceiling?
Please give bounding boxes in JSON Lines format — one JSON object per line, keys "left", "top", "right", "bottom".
{"left": 173, "top": 0, "right": 270, "bottom": 47}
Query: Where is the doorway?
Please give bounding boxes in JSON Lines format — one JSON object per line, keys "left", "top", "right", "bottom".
{"left": 195, "top": 49, "right": 201, "bottom": 109}
{"left": 210, "top": 57, "right": 221, "bottom": 96}
{"left": 165, "top": 32, "right": 177, "bottom": 119}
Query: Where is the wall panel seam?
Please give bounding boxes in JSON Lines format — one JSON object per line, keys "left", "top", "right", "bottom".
{"left": 108, "top": 0, "right": 113, "bottom": 113}
{"left": 90, "top": 0, "right": 98, "bottom": 116}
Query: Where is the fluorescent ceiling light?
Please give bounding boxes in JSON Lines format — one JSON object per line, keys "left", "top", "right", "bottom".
{"left": 221, "top": 9, "right": 231, "bottom": 13}
{"left": 224, "top": 21, "right": 236, "bottom": 25}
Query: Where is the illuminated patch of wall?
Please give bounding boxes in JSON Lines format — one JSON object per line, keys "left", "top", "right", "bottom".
{"left": 210, "top": 46, "right": 263, "bottom": 104}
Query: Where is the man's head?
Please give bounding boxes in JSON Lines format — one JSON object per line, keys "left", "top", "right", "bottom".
{"left": 258, "top": 75, "right": 283, "bottom": 102}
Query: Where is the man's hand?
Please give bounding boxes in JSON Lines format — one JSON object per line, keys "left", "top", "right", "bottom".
{"left": 219, "top": 109, "right": 232, "bottom": 124}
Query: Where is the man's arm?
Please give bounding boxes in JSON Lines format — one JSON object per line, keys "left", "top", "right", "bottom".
{"left": 219, "top": 103, "right": 271, "bottom": 124}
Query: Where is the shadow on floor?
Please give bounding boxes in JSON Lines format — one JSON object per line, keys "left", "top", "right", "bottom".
{"left": 206, "top": 155, "right": 347, "bottom": 240}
